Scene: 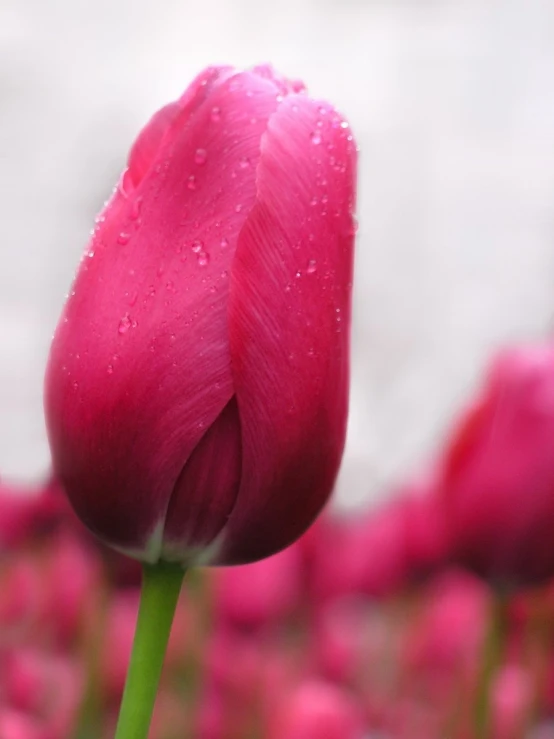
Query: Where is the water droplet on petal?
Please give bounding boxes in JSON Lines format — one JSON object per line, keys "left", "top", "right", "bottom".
{"left": 191, "top": 239, "right": 204, "bottom": 253}
{"left": 118, "top": 314, "right": 132, "bottom": 334}
{"left": 235, "top": 204, "right": 243, "bottom": 214}
{"left": 307, "top": 259, "right": 317, "bottom": 274}
{"left": 195, "top": 148, "right": 207, "bottom": 165}
{"left": 340, "top": 120, "right": 349, "bottom": 129}
{"left": 130, "top": 197, "right": 143, "bottom": 220}
{"left": 107, "top": 364, "right": 114, "bottom": 375}
{"left": 117, "top": 232, "right": 131, "bottom": 245}
{"left": 187, "top": 175, "right": 197, "bottom": 190}
{"left": 211, "top": 106, "right": 221, "bottom": 122}
{"left": 166, "top": 280, "right": 176, "bottom": 292}
{"left": 311, "top": 131, "right": 322, "bottom": 145}
{"left": 220, "top": 237, "right": 229, "bottom": 249}
{"left": 238, "top": 156, "right": 250, "bottom": 169}
{"left": 197, "top": 251, "right": 210, "bottom": 267}
{"left": 295, "top": 270, "right": 302, "bottom": 279}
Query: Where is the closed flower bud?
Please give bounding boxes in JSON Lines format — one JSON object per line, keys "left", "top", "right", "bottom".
{"left": 441, "top": 344, "right": 554, "bottom": 588}
{"left": 45, "top": 65, "right": 357, "bottom": 566}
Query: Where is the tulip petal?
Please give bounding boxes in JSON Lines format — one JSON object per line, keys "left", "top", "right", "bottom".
{"left": 125, "top": 67, "right": 234, "bottom": 192}
{"left": 219, "top": 95, "right": 357, "bottom": 564}
{"left": 46, "top": 70, "right": 283, "bottom": 557}
{"left": 162, "top": 398, "right": 241, "bottom": 561}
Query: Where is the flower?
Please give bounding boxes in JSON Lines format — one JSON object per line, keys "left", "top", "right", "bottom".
{"left": 44, "top": 65, "right": 357, "bottom": 566}
{"left": 440, "top": 344, "right": 554, "bottom": 588}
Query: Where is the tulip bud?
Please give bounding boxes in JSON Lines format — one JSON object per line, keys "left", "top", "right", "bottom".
{"left": 0, "top": 711, "right": 45, "bottom": 739}
{"left": 212, "top": 543, "right": 302, "bottom": 630}
{"left": 45, "top": 64, "right": 357, "bottom": 567}
{"left": 440, "top": 344, "right": 554, "bottom": 588}
{"left": 267, "top": 679, "right": 365, "bottom": 739}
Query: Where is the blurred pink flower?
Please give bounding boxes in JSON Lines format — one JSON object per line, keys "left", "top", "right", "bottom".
{"left": 212, "top": 544, "right": 302, "bottom": 630}
{"left": 440, "top": 344, "right": 554, "bottom": 588}
{"left": 267, "top": 679, "right": 365, "bottom": 739}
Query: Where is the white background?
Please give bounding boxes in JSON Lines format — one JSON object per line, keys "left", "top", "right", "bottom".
{"left": 1, "top": 0, "right": 553, "bottom": 508}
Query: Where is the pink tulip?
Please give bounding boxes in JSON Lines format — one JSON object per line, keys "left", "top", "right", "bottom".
{"left": 490, "top": 664, "right": 532, "bottom": 739}
{"left": 2, "top": 649, "right": 83, "bottom": 738}
{"left": 42, "top": 532, "right": 101, "bottom": 646}
{"left": 311, "top": 505, "right": 409, "bottom": 603}
{"left": 0, "top": 478, "right": 63, "bottom": 551}
{"left": 403, "top": 570, "right": 489, "bottom": 683}
{"left": 440, "top": 344, "right": 554, "bottom": 587}
{"left": 212, "top": 543, "right": 302, "bottom": 629}
{"left": 267, "top": 679, "right": 365, "bottom": 739}
{"left": 44, "top": 64, "right": 357, "bottom": 566}
{"left": 0, "top": 711, "right": 46, "bottom": 739}
{"left": 311, "top": 598, "right": 369, "bottom": 684}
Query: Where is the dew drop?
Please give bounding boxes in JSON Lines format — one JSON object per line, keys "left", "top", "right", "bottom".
{"left": 311, "top": 131, "right": 322, "bottom": 145}
{"left": 195, "top": 148, "right": 207, "bottom": 165}
{"left": 238, "top": 156, "right": 250, "bottom": 169}
{"left": 166, "top": 280, "right": 176, "bottom": 293}
{"left": 169, "top": 334, "right": 176, "bottom": 343}
{"left": 295, "top": 270, "right": 302, "bottom": 279}
{"left": 197, "top": 251, "right": 210, "bottom": 267}
{"left": 117, "top": 232, "right": 131, "bottom": 245}
{"left": 235, "top": 203, "right": 243, "bottom": 214}
{"left": 191, "top": 239, "right": 204, "bottom": 253}
{"left": 87, "top": 250, "right": 95, "bottom": 258}
{"left": 107, "top": 364, "right": 114, "bottom": 375}
{"left": 220, "top": 237, "right": 229, "bottom": 249}
{"left": 306, "top": 259, "right": 317, "bottom": 274}
{"left": 310, "top": 196, "right": 318, "bottom": 207}
{"left": 187, "top": 175, "right": 197, "bottom": 190}
{"left": 118, "top": 314, "right": 132, "bottom": 334}
{"left": 340, "top": 120, "right": 349, "bottom": 129}
{"left": 211, "top": 106, "right": 222, "bottom": 122}
{"left": 220, "top": 270, "right": 229, "bottom": 279}
{"left": 130, "top": 196, "right": 143, "bottom": 220}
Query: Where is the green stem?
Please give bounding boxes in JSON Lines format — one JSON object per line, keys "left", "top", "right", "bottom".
{"left": 474, "top": 592, "right": 508, "bottom": 739}
{"left": 114, "top": 562, "right": 185, "bottom": 739}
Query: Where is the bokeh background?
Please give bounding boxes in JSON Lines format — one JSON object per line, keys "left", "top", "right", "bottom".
{"left": 1, "top": 0, "right": 553, "bottom": 507}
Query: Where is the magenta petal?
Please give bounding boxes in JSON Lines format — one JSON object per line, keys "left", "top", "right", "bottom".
{"left": 125, "top": 67, "right": 232, "bottom": 193}
{"left": 45, "top": 70, "right": 283, "bottom": 557}
{"left": 162, "top": 398, "right": 241, "bottom": 561}
{"left": 219, "top": 95, "right": 357, "bottom": 564}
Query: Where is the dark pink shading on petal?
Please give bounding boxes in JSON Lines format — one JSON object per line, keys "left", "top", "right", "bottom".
{"left": 162, "top": 398, "right": 242, "bottom": 561}
{"left": 123, "top": 66, "right": 232, "bottom": 195}
{"left": 219, "top": 95, "right": 357, "bottom": 564}
{"left": 45, "top": 70, "right": 283, "bottom": 557}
